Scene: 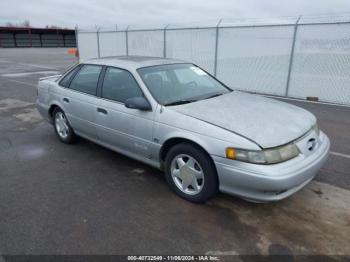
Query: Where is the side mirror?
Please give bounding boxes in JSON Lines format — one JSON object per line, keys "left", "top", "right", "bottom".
{"left": 125, "top": 97, "right": 152, "bottom": 111}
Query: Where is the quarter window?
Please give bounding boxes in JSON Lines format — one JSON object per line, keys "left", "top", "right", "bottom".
{"left": 69, "top": 65, "right": 102, "bottom": 95}
{"left": 102, "top": 67, "right": 143, "bottom": 103}
{"left": 59, "top": 65, "right": 81, "bottom": 87}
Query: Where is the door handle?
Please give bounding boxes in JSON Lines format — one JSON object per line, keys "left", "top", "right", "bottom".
{"left": 97, "top": 107, "right": 108, "bottom": 114}
{"left": 63, "top": 98, "right": 69, "bottom": 103}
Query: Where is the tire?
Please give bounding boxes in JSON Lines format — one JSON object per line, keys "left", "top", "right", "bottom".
{"left": 53, "top": 107, "right": 76, "bottom": 144}
{"left": 164, "top": 143, "right": 218, "bottom": 203}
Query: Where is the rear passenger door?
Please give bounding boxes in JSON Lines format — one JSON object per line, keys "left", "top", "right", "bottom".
{"left": 60, "top": 64, "right": 102, "bottom": 139}
{"left": 95, "top": 67, "right": 155, "bottom": 157}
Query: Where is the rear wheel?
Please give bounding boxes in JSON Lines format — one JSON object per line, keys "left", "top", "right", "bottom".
{"left": 53, "top": 108, "right": 75, "bottom": 144}
{"left": 164, "top": 143, "right": 218, "bottom": 203}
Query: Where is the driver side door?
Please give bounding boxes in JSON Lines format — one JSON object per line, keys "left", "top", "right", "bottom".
{"left": 95, "top": 67, "right": 155, "bottom": 158}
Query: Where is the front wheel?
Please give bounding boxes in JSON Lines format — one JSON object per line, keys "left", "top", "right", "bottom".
{"left": 53, "top": 108, "right": 76, "bottom": 144}
{"left": 164, "top": 143, "right": 218, "bottom": 203}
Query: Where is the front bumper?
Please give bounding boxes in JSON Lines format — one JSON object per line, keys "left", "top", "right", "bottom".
{"left": 213, "top": 131, "right": 330, "bottom": 202}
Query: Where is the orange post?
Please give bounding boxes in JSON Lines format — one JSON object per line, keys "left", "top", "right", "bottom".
{"left": 67, "top": 48, "right": 77, "bottom": 55}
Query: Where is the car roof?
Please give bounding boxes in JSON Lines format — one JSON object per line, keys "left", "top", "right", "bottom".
{"left": 85, "top": 56, "right": 187, "bottom": 70}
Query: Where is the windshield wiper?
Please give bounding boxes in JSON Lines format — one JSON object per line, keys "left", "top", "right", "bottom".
{"left": 164, "top": 99, "right": 197, "bottom": 106}
{"left": 204, "top": 93, "right": 224, "bottom": 100}
{"left": 164, "top": 93, "right": 224, "bottom": 106}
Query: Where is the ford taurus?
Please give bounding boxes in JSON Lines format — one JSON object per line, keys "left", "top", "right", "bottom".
{"left": 36, "top": 56, "right": 330, "bottom": 203}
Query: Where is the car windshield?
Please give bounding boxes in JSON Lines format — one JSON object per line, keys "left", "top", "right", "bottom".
{"left": 137, "top": 64, "right": 231, "bottom": 105}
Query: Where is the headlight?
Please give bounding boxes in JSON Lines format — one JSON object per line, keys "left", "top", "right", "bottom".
{"left": 226, "top": 143, "right": 299, "bottom": 164}
{"left": 312, "top": 123, "right": 320, "bottom": 136}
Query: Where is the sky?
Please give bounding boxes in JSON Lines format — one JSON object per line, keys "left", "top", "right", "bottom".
{"left": 1, "top": 0, "right": 350, "bottom": 29}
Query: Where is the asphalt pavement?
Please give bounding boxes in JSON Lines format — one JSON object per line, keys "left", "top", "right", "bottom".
{"left": 0, "top": 48, "right": 349, "bottom": 257}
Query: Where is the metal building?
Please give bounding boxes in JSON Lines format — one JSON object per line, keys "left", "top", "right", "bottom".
{"left": 0, "top": 27, "right": 76, "bottom": 48}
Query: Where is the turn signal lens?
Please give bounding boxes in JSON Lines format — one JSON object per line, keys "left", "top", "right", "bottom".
{"left": 225, "top": 143, "right": 299, "bottom": 164}
{"left": 225, "top": 148, "right": 236, "bottom": 159}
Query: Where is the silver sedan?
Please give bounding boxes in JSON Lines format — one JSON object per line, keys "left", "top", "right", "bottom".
{"left": 36, "top": 56, "right": 330, "bottom": 203}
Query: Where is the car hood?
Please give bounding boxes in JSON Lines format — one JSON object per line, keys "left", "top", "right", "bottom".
{"left": 171, "top": 91, "right": 316, "bottom": 148}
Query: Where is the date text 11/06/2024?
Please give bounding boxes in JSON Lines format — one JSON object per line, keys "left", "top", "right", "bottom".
{"left": 127, "top": 255, "right": 220, "bottom": 261}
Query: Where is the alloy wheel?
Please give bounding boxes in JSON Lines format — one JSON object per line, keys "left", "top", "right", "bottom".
{"left": 170, "top": 154, "right": 205, "bottom": 195}
{"left": 55, "top": 112, "right": 69, "bottom": 139}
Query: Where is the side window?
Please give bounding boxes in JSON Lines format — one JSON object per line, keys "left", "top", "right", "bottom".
{"left": 102, "top": 67, "right": 143, "bottom": 103}
{"left": 69, "top": 65, "right": 102, "bottom": 95}
{"left": 59, "top": 65, "right": 81, "bottom": 87}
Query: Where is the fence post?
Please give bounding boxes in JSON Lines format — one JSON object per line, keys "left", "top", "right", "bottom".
{"left": 13, "top": 33, "right": 17, "bottom": 47}
{"left": 56, "top": 28, "right": 60, "bottom": 47}
{"left": 285, "top": 16, "right": 301, "bottom": 96}
{"left": 74, "top": 25, "right": 79, "bottom": 58}
{"left": 213, "top": 19, "right": 222, "bottom": 77}
{"left": 163, "top": 24, "right": 169, "bottom": 58}
{"left": 39, "top": 33, "right": 42, "bottom": 47}
{"left": 96, "top": 27, "right": 101, "bottom": 58}
{"left": 29, "top": 28, "right": 32, "bottom": 47}
{"left": 126, "top": 25, "right": 129, "bottom": 56}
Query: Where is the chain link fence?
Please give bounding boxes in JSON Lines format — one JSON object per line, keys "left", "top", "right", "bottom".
{"left": 76, "top": 15, "right": 350, "bottom": 105}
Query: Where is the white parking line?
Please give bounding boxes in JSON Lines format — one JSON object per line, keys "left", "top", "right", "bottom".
{"left": 17, "top": 62, "right": 58, "bottom": 70}
{"left": 1, "top": 71, "right": 60, "bottom": 77}
{"left": 0, "top": 59, "right": 58, "bottom": 70}
{"left": 330, "top": 151, "right": 350, "bottom": 159}
{"left": 3, "top": 78, "right": 37, "bottom": 87}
